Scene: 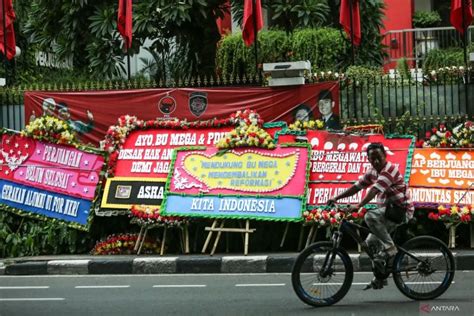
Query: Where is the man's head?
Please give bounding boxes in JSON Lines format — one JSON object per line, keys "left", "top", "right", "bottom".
{"left": 57, "top": 103, "right": 71, "bottom": 120}
{"left": 42, "top": 98, "right": 56, "bottom": 116}
{"left": 294, "top": 104, "right": 313, "bottom": 122}
{"left": 366, "top": 142, "right": 387, "bottom": 172}
{"left": 317, "top": 90, "right": 335, "bottom": 117}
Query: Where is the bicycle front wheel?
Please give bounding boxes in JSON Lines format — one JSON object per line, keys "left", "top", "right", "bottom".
{"left": 291, "top": 241, "right": 353, "bottom": 307}
{"left": 392, "top": 236, "right": 455, "bottom": 300}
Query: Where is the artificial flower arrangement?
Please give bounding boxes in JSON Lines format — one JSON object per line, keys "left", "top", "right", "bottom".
{"left": 129, "top": 204, "right": 187, "bottom": 227}
{"left": 102, "top": 114, "right": 238, "bottom": 177}
{"left": 343, "top": 124, "right": 384, "bottom": 134}
{"left": 217, "top": 110, "right": 275, "bottom": 149}
{"left": 451, "top": 121, "right": 474, "bottom": 148}
{"left": 418, "top": 121, "right": 473, "bottom": 148}
{"left": 425, "top": 66, "right": 471, "bottom": 82}
{"left": 21, "top": 115, "right": 78, "bottom": 145}
{"left": 309, "top": 71, "right": 344, "bottom": 83}
{"left": 288, "top": 119, "right": 325, "bottom": 132}
{"left": 303, "top": 207, "right": 368, "bottom": 227}
{"left": 428, "top": 205, "right": 473, "bottom": 225}
{"left": 91, "top": 233, "right": 160, "bottom": 255}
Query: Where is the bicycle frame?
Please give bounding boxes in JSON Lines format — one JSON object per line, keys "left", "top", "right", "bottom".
{"left": 320, "top": 218, "right": 427, "bottom": 276}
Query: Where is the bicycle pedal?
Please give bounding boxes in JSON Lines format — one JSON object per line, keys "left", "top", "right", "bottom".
{"left": 363, "top": 278, "right": 385, "bottom": 290}
{"left": 363, "top": 284, "right": 373, "bottom": 291}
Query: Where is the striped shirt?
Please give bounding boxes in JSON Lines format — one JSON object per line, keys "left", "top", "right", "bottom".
{"left": 355, "top": 161, "right": 414, "bottom": 217}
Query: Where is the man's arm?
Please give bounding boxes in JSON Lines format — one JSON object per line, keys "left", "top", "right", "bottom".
{"left": 327, "top": 184, "right": 361, "bottom": 205}
{"left": 355, "top": 186, "right": 381, "bottom": 209}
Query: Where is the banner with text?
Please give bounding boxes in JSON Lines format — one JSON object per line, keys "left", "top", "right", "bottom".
{"left": 161, "top": 145, "right": 310, "bottom": 221}
{"left": 24, "top": 82, "right": 338, "bottom": 145}
{"left": 102, "top": 127, "right": 233, "bottom": 209}
{"left": 409, "top": 148, "right": 474, "bottom": 206}
{"left": 304, "top": 130, "right": 414, "bottom": 206}
{"left": 0, "top": 132, "right": 105, "bottom": 229}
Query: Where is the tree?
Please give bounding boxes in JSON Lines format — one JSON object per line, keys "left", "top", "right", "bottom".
{"left": 231, "top": 0, "right": 330, "bottom": 34}
{"left": 17, "top": 0, "right": 229, "bottom": 81}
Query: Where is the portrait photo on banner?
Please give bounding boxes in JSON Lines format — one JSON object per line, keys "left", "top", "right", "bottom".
{"left": 290, "top": 83, "right": 341, "bottom": 130}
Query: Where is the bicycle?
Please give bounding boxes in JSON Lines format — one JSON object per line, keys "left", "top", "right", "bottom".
{"left": 291, "top": 205, "right": 455, "bottom": 307}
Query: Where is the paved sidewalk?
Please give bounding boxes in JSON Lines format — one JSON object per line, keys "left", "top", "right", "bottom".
{"left": 1, "top": 250, "right": 473, "bottom": 275}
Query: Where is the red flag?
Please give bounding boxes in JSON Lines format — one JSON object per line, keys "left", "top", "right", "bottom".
{"left": 339, "top": 0, "right": 361, "bottom": 46}
{"left": 242, "top": 0, "right": 263, "bottom": 47}
{"left": 0, "top": 0, "right": 16, "bottom": 60}
{"left": 450, "top": 0, "right": 473, "bottom": 35}
{"left": 117, "top": 0, "right": 132, "bottom": 49}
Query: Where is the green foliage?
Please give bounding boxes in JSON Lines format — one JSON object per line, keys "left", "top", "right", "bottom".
{"left": 339, "top": 0, "right": 387, "bottom": 68}
{"left": 290, "top": 28, "right": 344, "bottom": 71}
{"left": 422, "top": 45, "right": 474, "bottom": 72}
{"left": 395, "top": 104, "right": 423, "bottom": 136}
{"left": 396, "top": 57, "right": 410, "bottom": 78}
{"left": 15, "top": 0, "right": 228, "bottom": 81}
{"left": 412, "top": 11, "right": 441, "bottom": 28}
{"left": 216, "top": 28, "right": 343, "bottom": 78}
{"left": 230, "top": 0, "right": 330, "bottom": 33}
{"left": 19, "top": 0, "right": 124, "bottom": 80}
{"left": 0, "top": 212, "right": 91, "bottom": 258}
{"left": 216, "top": 30, "right": 290, "bottom": 78}
{"left": 0, "top": 211, "right": 136, "bottom": 258}
{"left": 269, "top": 0, "right": 330, "bottom": 33}
{"left": 12, "top": 0, "right": 386, "bottom": 84}
{"left": 346, "top": 65, "right": 384, "bottom": 81}
{"left": 367, "top": 92, "right": 385, "bottom": 127}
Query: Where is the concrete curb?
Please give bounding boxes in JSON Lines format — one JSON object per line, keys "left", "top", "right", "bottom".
{"left": 47, "top": 260, "right": 90, "bottom": 275}
{"left": 2, "top": 252, "right": 473, "bottom": 275}
{"left": 132, "top": 257, "right": 177, "bottom": 274}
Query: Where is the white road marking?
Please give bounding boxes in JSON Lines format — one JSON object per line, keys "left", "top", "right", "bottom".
{"left": 235, "top": 283, "right": 286, "bottom": 287}
{"left": 0, "top": 271, "right": 470, "bottom": 279}
{"left": 152, "top": 285, "right": 206, "bottom": 288}
{"left": 310, "top": 281, "right": 456, "bottom": 286}
{"left": 74, "top": 285, "right": 130, "bottom": 289}
{"left": 405, "top": 281, "right": 455, "bottom": 285}
{"left": 0, "top": 298, "right": 65, "bottom": 301}
{"left": 0, "top": 271, "right": 393, "bottom": 278}
{"left": 0, "top": 286, "right": 50, "bottom": 289}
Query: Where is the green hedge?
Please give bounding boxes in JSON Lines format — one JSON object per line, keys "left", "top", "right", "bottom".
{"left": 423, "top": 45, "right": 474, "bottom": 72}
{"left": 216, "top": 28, "right": 344, "bottom": 78}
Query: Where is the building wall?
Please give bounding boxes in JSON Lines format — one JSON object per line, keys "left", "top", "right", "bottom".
{"left": 414, "top": 0, "right": 433, "bottom": 12}
{"left": 383, "top": 0, "right": 415, "bottom": 70}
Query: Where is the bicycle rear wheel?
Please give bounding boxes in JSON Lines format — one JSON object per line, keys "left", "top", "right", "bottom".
{"left": 392, "top": 236, "right": 455, "bottom": 300}
{"left": 291, "top": 241, "right": 353, "bottom": 307}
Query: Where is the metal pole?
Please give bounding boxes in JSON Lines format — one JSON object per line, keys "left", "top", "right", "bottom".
{"left": 348, "top": 0, "right": 356, "bottom": 65}
{"left": 127, "top": 53, "right": 131, "bottom": 81}
{"left": 462, "top": 0, "right": 468, "bottom": 67}
{"left": 2, "top": 0, "right": 8, "bottom": 86}
{"left": 349, "top": 0, "right": 357, "bottom": 118}
{"left": 252, "top": 0, "right": 259, "bottom": 79}
{"left": 461, "top": 0, "right": 470, "bottom": 118}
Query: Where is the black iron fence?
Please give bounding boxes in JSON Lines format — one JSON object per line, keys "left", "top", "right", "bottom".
{"left": 339, "top": 70, "right": 474, "bottom": 137}
{"left": 1, "top": 72, "right": 473, "bottom": 138}
{"left": 382, "top": 26, "right": 474, "bottom": 67}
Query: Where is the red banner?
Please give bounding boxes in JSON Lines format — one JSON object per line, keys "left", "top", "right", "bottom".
{"left": 102, "top": 126, "right": 233, "bottom": 209}
{"left": 303, "top": 131, "right": 414, "bottom": 206}
{"left": 115, "top": 127, "right": 233, "bottom": 179}
{"left": 24, "top": 83, "right": 339, "bottom": 146}
{"left": 409, "top": 148, "right": 474, "bottom": 206}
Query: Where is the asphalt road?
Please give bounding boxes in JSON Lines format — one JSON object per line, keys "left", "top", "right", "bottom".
{"left": 1, "top": 272, "right": 473, "bottom": 316}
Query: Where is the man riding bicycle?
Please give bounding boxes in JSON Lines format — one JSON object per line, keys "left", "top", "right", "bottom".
{"left": 327, "top": 142, "right": 414, "bottom": 290}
